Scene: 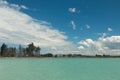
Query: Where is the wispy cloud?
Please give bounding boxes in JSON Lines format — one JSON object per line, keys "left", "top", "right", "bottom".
{"left": 108, "top": 27, "right": 112, "bottom": 32}
{"left": 0, "top": 0, "right": 28, "bottom": 10}
{"left": 0, "top": 0, "right": 69, "bottom": 48}
{"left": 97, "top": 33, "right": 107, "bottom": 38}
{"left": 85, "top": 24, "right": 91, "bottom": 29}
{"left": 0, "top": 0, "right": 119, "bottom": 55}
{"left": 0, "top": 0, "right": 83, "bottom": 54}
{"left": 73, "top": 36, "right": 79, "bottom": 39}
{"left": 70, "top": 20, "right": 76, "bottom": 30}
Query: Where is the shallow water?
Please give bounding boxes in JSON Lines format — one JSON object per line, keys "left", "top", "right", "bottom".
{"left": 0, "top": 58, "right": 120, "bottom": 80}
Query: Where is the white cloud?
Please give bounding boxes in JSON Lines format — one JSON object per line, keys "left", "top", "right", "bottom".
{"left": 70, "top": 20, "right": 76, "bottom": 30}
{"left": 20, "top": 5, "right": 28, "bottom": 9}
{"left": 0, "top": 0, "right": 28, "bottom": 10}
{"left": 68, "top": 8, "right": 76, "bottom": 13}
{"left": 78, "top": 46, "right": 84, "bottom": 49}
{"left": 101, "top": 33, "right": 107, "bottom": 38}
{"left": 0, "top": 0, "right": 83, "bottom": 54}
{"left": 79, "top": 40, "right": 90, "bottom": 47}
{"left": 0, "top": 0, "right": 70, "bottom": 48}
{"left": 0, "top": 0, "right": 119, "bottom": 55}
{"left": 86, "top": 24, "right": 91, "bottom": 29}
{"left": 68, "top": 8, "right": 80, "bottom": 13}
{"left": 78, "top": 36, "right": 120, "bottom": 55}
{"left": 97, "top": 33, "right": 107, "bottom": 38}
{"left": 108, "top": 27, "right": 112, "bottom": 32}
{"left": 46, "top": 44, "right": 81, "bottom": 54}
{"left": 0, "top": 0, "right": 8, "bottom": 5}
{"left": 51, "top": 46, "right": 57, "bottom": 50}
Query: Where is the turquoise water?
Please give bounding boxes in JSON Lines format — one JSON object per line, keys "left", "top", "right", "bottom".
{"left": 0, "top": 58, "right": 120, "bottom": 80}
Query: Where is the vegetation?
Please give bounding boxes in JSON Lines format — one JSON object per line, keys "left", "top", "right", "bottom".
{"left": 0, "top": 42, "right": 120, "bottom": 58}
{"left": 0, "top": 42, "right": 41, "bottom": 57}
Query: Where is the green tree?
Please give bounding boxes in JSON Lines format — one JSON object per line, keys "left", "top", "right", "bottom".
{"left": 27, "top": 42, "right": 35, "bottom": 57}
{"left": 34, "top": 47, "right": 41, "bottom": 56}
{"left": 8, "top": 47, "right": 16, "bottom": 57}
{"left": 18, "top": 45, "right": 25, "bottom": 57}
{"left": 0, "top": 43, "right": 8, "bottom": 57}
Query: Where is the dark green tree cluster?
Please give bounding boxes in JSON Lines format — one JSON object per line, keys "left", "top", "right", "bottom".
{"left": 0, "top": 43, "right": 41, "bottom": 57}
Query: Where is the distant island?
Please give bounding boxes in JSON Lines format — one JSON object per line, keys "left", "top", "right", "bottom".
{"left": 0, "top": 42, "right": 120, "bottom": 58}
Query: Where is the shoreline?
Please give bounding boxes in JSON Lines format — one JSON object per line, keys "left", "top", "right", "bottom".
{"left": 1, "top": 56, "right": 120, "bottom": 58}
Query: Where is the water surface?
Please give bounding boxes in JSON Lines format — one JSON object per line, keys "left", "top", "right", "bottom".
{"left": 0, "top": 58, "right": 120, "bottom": 80}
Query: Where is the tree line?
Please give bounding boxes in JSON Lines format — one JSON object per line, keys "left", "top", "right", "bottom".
{"left": 0, "top": 42, "right": 119, "bottom": 58}
{"left": 0, "top": 42, "right": 41, "bottom": 57}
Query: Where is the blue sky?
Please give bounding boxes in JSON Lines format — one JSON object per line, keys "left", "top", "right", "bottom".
{"left": 0, "top": 0, "right": 120, "bottom": 54}
{"left": 9, "top": 0, "right": 120, "bottom": 40}
{"left": 26, "top": 0, "right": 119, "bottom": 42}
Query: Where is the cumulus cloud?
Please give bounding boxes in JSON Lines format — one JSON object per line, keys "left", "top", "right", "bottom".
{"left": 78, "top": 46, "right": 84, "bottom": 49}
{"left": 46, "top": 44, "right": 81, "bottom": 54}
{"left": 0, "top": 0, "right": 119, "bottom": 55}
{"left": 78, "top": 36, "right": 120, "bottom": 55}
{"left": 0, "top": 0, "right": 70, "bottom": 48}
{"left": 70, "top": 20, "right": 76, "bottom": 30}
{"left": 108, "top": 27, "right": 112, "bottom": 32}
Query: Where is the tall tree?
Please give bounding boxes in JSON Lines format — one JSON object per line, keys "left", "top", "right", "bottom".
{"left": 0, "top": 43, "right": 8, "bottom": 57}
{"left": 8, "top": 47, "right": 16, "bottom": 57}
{"left": 34, "top": 47, "right": 41, "bottom": 56}
{"left": 18, "top": 45, "right": 25, "bottom": 57}
{"left": 27, "top": 42, "right": 35, "bottom": 57}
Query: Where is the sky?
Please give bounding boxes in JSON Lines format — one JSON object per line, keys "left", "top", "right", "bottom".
{"left": 0, "top": 0, "right": 120, "bottom": 55}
